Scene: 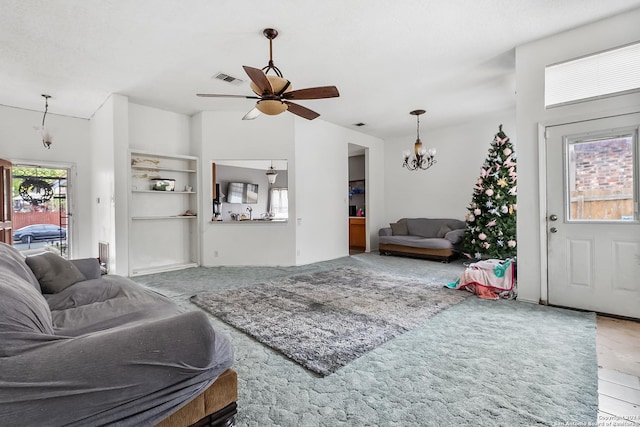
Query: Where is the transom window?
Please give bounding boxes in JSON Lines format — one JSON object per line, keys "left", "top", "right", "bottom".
{"left": 546, "top": 41, "right": 640, "bottom": 107}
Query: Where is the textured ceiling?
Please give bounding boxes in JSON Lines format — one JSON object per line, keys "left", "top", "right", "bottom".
{"left": 2, "top": 0, "right": 639, "bottom": 140}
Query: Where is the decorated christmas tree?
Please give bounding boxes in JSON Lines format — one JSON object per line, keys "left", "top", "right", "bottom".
{"left": 463, "top": 125, "right": 517, "bottom": 259}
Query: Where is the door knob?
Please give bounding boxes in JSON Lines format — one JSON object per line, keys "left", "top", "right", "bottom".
{"left": 549, "top": 214, "right": 558, "bottom": 221}
{"left": 550, "top": 227, "right": 558, "bottom": 233}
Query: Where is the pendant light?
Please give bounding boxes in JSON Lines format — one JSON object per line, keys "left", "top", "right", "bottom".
{"left": 36, "top": 94, "right": 53, "bottom": 149}
{"left": 266, "top": 161, "right": 278, "bottom": 184}
{"left": 402, "top": 109, "right": 436, "bottom": 171}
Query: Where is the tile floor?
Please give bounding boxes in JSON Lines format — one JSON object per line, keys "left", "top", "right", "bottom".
{"left": 597, "top": 316, "right": 640, "bottom": 424}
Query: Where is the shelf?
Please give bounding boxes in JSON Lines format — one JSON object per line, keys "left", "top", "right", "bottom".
{"left": 129, "top": 150, "right": 199, "bottom": 277}
{"left": 131, "top": 166, "right": 196, "bottom": 173}
{"left": 132, "top": 215, "right": 197, "bottom": 220}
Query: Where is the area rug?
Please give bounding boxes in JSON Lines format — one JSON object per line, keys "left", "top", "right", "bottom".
{"left": 190, "top": 266, "right": 469, "bottom": 376}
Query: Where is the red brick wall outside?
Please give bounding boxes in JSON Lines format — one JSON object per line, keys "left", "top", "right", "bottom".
{"left": 574, "top": 138, "right": 633, "bottom": 192}
{"left": 570, "top": 138, "right": 634, "bottom": 220}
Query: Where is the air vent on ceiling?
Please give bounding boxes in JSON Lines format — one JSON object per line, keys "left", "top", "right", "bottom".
{"left": 213, "top": 72, "right": 244, "bottom": 85}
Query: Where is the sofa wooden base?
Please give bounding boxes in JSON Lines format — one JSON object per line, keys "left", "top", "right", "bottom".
{"left": 379, "top": 244, "right": 457, "bottom": 262}
{"left": 157, "top": 368, "right": 238, "bottom": 427}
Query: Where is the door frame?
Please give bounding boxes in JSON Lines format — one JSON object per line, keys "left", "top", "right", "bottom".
{"left": 537, "top": 107, "right": 640, "bottom": 305}
{"left": 10, "top": 158, "right": 77, "bottom": 257}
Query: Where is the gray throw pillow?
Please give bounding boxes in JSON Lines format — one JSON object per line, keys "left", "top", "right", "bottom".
{"left": 437, "top": 224, "right": 452, "bottom": 238}
{"left": 444, "top": 229, "right": 465, "bottom": 245}
{"left": 390, "top": 222, "right": 409, "bottom": 236}
{"left": 25, "top": 252, "right": 87, "bottom": 294}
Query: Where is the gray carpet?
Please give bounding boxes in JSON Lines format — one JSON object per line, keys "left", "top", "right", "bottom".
{"left": 135, "top": 253, "right": 598, "bottom": 427}
{"left": 191, "top": 266, "right": 470, "bottom": 376}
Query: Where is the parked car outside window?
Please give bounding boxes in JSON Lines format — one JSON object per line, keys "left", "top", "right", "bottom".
{"left": 13, "top": 224, "right": 66, "bottom": 243}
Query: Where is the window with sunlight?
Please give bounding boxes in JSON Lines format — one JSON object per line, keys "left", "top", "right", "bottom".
{"left": 269, "top": 188, "right": 288, "bottom": 219}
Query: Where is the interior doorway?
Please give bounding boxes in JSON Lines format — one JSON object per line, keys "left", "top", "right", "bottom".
{"left": 11, "top": 163, "right": 71, "bottom": 258}
{"left": 545, "top": 113, "right": 640, "bottom": 318}
{"left": 348, "top": 144, "right": 367, "bottom": 254}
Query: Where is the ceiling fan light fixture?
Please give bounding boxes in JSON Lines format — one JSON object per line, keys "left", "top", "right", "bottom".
{"left": 196, "top": 27, "right": 339, "bottom": 121}
{"left": 256, "top": 99, "right": 288, "bottom": 115}
{"left": 250, "top": 75, "right": 291, "bottom": 96}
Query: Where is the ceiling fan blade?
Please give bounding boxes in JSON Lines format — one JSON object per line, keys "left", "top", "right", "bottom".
{"left": 284, "top": 101, "right": 320, "bottom": 120}
{"left": 196, "top": 93, "right": 260, "bottom": 99}
{"left": 242, "top": 107, "right": 262, "bottom": 120}
{"left": 283, "top": 86, "right": 340, "bottom": 100}
{"left": 243, "top": 66, "right": 273, "bottom": 95}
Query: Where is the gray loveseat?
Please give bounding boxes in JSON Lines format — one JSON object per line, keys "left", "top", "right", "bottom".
{"left": 378, "top": 218, "right": 466, "bottom": 261}
{"left": 0, "top": 242, "right": 236, "bottom": 426}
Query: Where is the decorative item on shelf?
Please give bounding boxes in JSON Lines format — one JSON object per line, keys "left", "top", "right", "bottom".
{"left": 151, "top": 178, "right": 176, "bottom": 191}
{"left": 402, "top": 109, "right": 437, "bottom": 171}
{"left": 266, "top": 161, "right": 278, "bottom": 184}
{"left": 34, "top": 94, "right": 53, "bottom": 149}
{"left": 131, "top": 157, "right": 161, "bottom": 168}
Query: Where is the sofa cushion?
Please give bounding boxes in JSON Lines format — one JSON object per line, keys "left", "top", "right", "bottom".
{"left": 445, "top": 228, "right": 466, "bottom": 245}
{"left": 0, "top": 242, "right": 42, "bottom": 292}
{"left": 390, "top": 222, "right": 409, "bottom": 236}
{"left": 405, "top": 218, "right": 445, "bottom": 238}
{"left": 26, "top": 252, "right": 86, "bottom": 294}
{"left": 437, "top": 224, "right": 452, "bottom": 238}
{"left": 70, "top": 258, "right": 101, "bottom": 280}
{"left": 378, "top": 235, "right": 455, "bottom": 250}
{"left": 402, "top": 218, "right": 466, "bottom": 238}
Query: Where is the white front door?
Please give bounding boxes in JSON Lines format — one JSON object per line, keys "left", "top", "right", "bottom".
{"left": 546, "top": 113, "right": 640, "bottom": 319}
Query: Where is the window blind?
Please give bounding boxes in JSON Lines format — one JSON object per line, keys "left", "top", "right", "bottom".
{"left": 545, "top": 41, "right": 640, "bottom": 107}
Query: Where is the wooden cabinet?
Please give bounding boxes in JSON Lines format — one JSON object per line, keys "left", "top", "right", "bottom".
{"left": 129, "top": 150, "right": 199, "bottom": 276}
{"left": 349, "top": 217, "right": 366, "bottom": 250}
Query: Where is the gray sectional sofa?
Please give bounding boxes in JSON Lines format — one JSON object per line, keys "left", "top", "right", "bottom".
{"left": 378, "top": 218, "right": 466, "bottom": 261}
{"left": 0, "top": 242, "right": 236, "bottom": 427}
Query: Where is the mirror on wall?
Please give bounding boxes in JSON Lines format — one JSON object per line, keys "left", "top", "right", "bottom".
{"left": 212, "top": 160, "right": 288, "bottom": 222}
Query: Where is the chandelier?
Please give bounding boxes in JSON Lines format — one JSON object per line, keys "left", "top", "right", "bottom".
{"left": 402, "top": 109, "right": 436, "bottom": 171}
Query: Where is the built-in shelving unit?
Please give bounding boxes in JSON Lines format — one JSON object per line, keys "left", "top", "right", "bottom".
{"left": 128, "top": 150, "right": 199, "bottom": 276}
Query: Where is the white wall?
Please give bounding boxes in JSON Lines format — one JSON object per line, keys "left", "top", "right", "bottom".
{"left": 90, "top": 95, "right": 117, "bottom": 271}
{"left": 515, "top": 7, "right": 640, "bottom": 304}
{"left": 384, "top": 109, "right": 516, "bottom": 224}
{"left": 112, "top": 102, "right": 192, "bottom": 275}
{"left": 0, "top": 104, "right": 93, "bottom": 257}
{"left": 196, "top": 111, "right": 297, "bottom": 266}
{"left": 295, "top": 119, "right": 384, "bottom": 263}
{"left": 128, "top": 103, "right": 192, "bottom": 156}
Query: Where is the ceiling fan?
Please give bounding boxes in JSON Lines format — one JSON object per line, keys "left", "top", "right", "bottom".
{"left": 197, "top": 28, "right": 340, "bottom": 120}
